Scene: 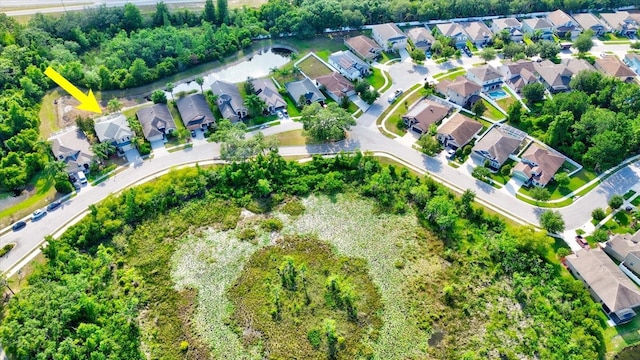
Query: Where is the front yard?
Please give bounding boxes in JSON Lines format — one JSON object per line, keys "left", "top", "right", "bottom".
{"left": 518, "top": 166, "right": 598, "bottom": 200}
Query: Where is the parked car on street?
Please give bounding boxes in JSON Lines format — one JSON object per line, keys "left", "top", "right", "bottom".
{"left": 32, "top": 209, "right": 47, "bottom": 221}
{"left": 388, "top": 88, "right": 403, "bottom": 103}
{"left": 47, "top": 200, "right": 62, "bottom": 211}
{"left": 12, "top": 221, "right": 26, "bottom": 231}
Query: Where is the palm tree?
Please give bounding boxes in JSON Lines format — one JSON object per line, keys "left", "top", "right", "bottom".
{"left": 166, "top": 82, "right": 175, "bottom": 102}
{"left": 91, "top": 142, "right": 116, "bottom": 160}
{"left": 291, "top": 66, "right": 302, "bottom": 79}
{"left": 44, "top": 160, "right": 67, "bottom": 178}
{"left": 244, "top": 94, "right": 266, "bottom": 117}
{"left": 107, "top": 98, "right": 122, "bottom": 113}
{"left": 195, "top": 77, "right": 204, "bottom": 93}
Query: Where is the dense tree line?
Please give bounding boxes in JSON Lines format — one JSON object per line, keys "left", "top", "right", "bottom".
{"left": 510, "top": 70, "right": 640, "bottom": 171}
{"left": 0, "top": 152, "right": 604, "bottom": 358}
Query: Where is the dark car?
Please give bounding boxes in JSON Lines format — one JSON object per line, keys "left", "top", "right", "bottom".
{"left": 575, "top": 235, "right": 589, "bottom": 249}
{"left": 626, "top": 205, "right": 634, "bottom": 212}
{"left": 47, "top": 200, "right": 61, "bottom": 211}
{"left": 12, "top": 221, "right": 26, "bottom": 231}
{"left": 191, "top": 130, "right": 196, "bottom": 138}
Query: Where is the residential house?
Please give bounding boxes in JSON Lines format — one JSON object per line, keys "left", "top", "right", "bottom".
{"left": 571, "top": 13, "right": 609, "bottom": 36}
{"left": 402, "top": 98, "right": 452, "bottom": 134}
{"left": 491, "top": 17, "right": 524, "bottom": 42}
{"left": 461, "top": 21, "right": 494, "bottom": 47}
{"left": 533, "top": 58, "right": 594, "bottom": 93}
{"left": 436, "top": 112, "right": 483, "bottom": 150}
{"left": 176, "top": 94, "right": 216, "bottom": 131}
{"left": 595, "top": 55, "right": 637, "bottom": 82}
{"left": 465, "top": 66, "right": 504, "bottom": 91}
{"left": 94, "top": 114, "right": 135, "bottom": 152}
{"left": 512, "top": 143, "right": 565, "bottom": 187}
{"left": 406, "top": 27, "right": 435, "bottom": 52}
{"left": 604, "top": 230, "right": 640, "bottom": 278}
{"left": 135, "top": 103, "right": 177, "bottom": 142}
{"left": 328, "top": 50, "right": 370, "bottom": 80}
{"left": 315, "top": 72, "right": 355, "bottom": 102}
{"left": 599, "top": 11, "right": 640, "bottom": 37}
{"left": 499, "top": 60, "right": 539, "bottom": 93}
{"left": 371, "top": 23, "right": 407, "bottom": 52}
{"left": 546, "top": 9, "right": 581, "bottom": 38}
{"left": 344, "top": 35, "right": 382, "bottom": 62}
{"left": 472, "top": 125, "right": 524, "bottom": 170}
{"left": 435, "top": 76, "right": 482, "bottom": 107}
{"left": 210, "top": 80, "right": 247, "bottom": 122}
{"left": 624, "top": 53, "right": 640, "bottom": 75}
{"left": 286, "top": 78, "right": 326, "bottom": 107}
{"left": 566, "top": 248, "right": 640, "bottom": 325}
{"left": 521, "top": 18, "right": 554, "bottom": 40}
{"left": 49, "top": 129, "right": 95, "bottom": 175}
{"left": 434, "top": 22, "right": 469, "bottom": 48}
{"left": 251, "top": 78, "right": 287, "bottom": 114}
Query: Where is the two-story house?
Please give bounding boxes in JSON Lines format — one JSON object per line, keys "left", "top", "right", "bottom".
{"left": 436, "top": 112, "right": 483, "bottom": 150}
{"left": 406, "top": 27, "right": 435, "bottom": 52}
{"left": 624, "top": 53, "right": 640, "bottom": 75}
{"left": 402, "top": 98, "right": 452, "bottom": 134}
{"left": 461, "top": 21, "right": 494, "bottom": 47}
{"left": 512, "top": 143, "right": 565, "bottom": 187}
{"left": 599, "top": 11, "right": 640, "bottom": 37}
{"left": 371, "top": 23, "right": 407, "bottom": 52}
{"left": 499, "top": 60, "right": 540, "bottom": 94}
{"left": 491, "top": 17, "right": 524, "bottom": 42}
{"left": 328, "top": 50, "right": 370, "bottom": 80}
{"left": 94, "top": 114, "right": 135, "bottom": 152}
{"left": 344, "top": 35, "right": 382, "bottom": 62}
{"left": 546, "top": 9, "right": 582, "bottom": 38}
{"left": 435, "top": 76, "right": 482, "bottom": 107}
{"left": 465, "top": 66, "right": 504, "bottom": 91}
{"left": 211, "top": 80, "right": 248, "bottom": 122}
{"left": 434, "top": 22, "right": 469, "bottom": 48}
{"left": 49, "top": 129, "right": 95, "bottom": 175}
{"left": 521, "top": 18, "right": 554, "bottom": 40}
{"left": 572, "top": 12, "right": 609, "bottom": 36}
{"left": 604, "top": 230, "right": 640, "bottom": 282}
{"left": 472, "top": 126, "right": 524, "bottom": 170}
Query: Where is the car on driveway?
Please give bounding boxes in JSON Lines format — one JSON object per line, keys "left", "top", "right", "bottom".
{"left": 277, "top": 111, "right": 284, "bottom": 119}
{"left": 191, "top": 130, "right": 196, "bottom": 138}
{"left": 47, "top": 200, "right": 62, "bottom": 211}
{"left": 575, "top": 235, "right": 589, "bottom": 249}
{"left": 12, "top": 221, "right": 26, "bottom": 231}
{"left": 32, "top": 209, "right": 47, "bottom": 221}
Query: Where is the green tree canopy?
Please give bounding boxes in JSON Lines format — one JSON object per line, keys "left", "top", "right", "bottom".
{"left": 300, "top": 103, "right": 355, "bottom": 142}
{"left": 540, "top": 210, "right": 565, "bottom": 233}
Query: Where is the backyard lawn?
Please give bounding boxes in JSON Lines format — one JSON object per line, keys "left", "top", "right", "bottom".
{"left": 518, "top": 166, "right": 598, "bottom": 200}
{"left": 481, "top": 100, "right": 505, "bottom": 120}
{"left": 297, "top": 55, "right": 333, "bottom": 79}
{"left": 496, "top": 94, "right": 516, "bottom": 113}
{"left": 601, "top": 211, "right": 636, "bottom": 235}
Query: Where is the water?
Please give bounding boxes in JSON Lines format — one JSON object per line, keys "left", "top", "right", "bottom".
{"left": 170, "top": 48, "right": 291, "bottom": 95}
{"left": 487, "top": 89, "right": 508, "bottom": 100}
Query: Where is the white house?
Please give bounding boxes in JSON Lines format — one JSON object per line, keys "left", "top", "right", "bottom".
{"left": 465, "top": 66, "right": 504, "bottom": 91}
{"left": 94, "top": 113, "right": 135, "bottom": 152}
{"left": 371, "top": 23, "right": 407, "bottom": 52}
{"left": 328, "top": 50, "right": 370, "bottom": 80}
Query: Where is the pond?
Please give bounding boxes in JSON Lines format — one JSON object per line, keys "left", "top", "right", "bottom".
{"left": 170, "top": 48, "right": 292, "bottom": 95}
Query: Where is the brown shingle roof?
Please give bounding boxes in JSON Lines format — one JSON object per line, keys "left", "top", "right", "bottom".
{"left": 513, "top": 143, "right": 565, "bottom": 186}
{"left": 461, "top": 21, "right": 493, "bottom": 42}
{"left": 605, "top": 230, "right": 640, "bottom": 262}
{"left": 473, "top": 126, "right": 523, "bottom": 165}
{"left": 406, "top": 27, "right": 435, "bottom": 48}
{"left": 402, "top": 99, "right": 451, "bottom": 132}
{"left": 136, "top": 103, "right": 177, "bottom": 141}
{"left": 344, "top": 35, "right": 382, "bottom": 61}
{"left": 448, "top": 76, "right": 482, "bottom": 97}
{"left": 547, "top": 9, "right": 574, "bottom": 27}
{"left": 437, "top": 112, "right": 483, "bottom": 147}
{"left": 315, "top": 72, "right": 354, "bottom": 99}
{"left": 595, "top": 55, "right": 637, "bottom": 79}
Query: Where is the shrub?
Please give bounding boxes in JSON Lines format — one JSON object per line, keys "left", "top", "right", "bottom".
{"left": 609, "top": 195, "right": 624, "bottom": 210}
{"left": 261, "top": 218, "right": 283, "bottom": 231}
{"left": 592, "top": 208, "right": 606, "bottom": 222}
{"left": 54, "top": 172, "right": 74, "bottom": 194}
{"left": 281, "top": 199, "right": 305, "bottom": 216}
{"left": 238, "top": 228, "right": 257, "bottom": 241}
{"left": 0, "top": 243, "right": 15, "bottom": 257}
{"left": 179, "top": 341, "right": 189, "bottom": 352}
{"left": 500, "top": 164, "right": 511, "bottom": 177}
{"left": 307, "top": 328, "right": 322, "bottom": 349}
{"left": 462, "top": 145, "right": 472, "bottom": 156}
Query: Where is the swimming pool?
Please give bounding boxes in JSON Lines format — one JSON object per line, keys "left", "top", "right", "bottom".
{"left": 487, "top": 89, "right": 508, "bottom": 100}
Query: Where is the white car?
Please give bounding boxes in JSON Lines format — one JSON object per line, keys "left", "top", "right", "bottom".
{"left": 277, "top": 111, "right": 284, "bottom": 119}
{"left": 32, "top": 209, "right": 47, "bottom": 221}
{"left": 388, "top": 89, "right": 404, "bottom": 103}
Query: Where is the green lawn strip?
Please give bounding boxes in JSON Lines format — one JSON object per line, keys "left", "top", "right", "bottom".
{"left": 167, "top": 143, "right": 193, "bottom": 153}
{"left": 39, "top": 89, "right": 64, "bottom": 139}
{"left": 264, "top": 129, "right": 318, "bottom": 146}
{"left": 624, "top": 190, "right": 637, "bottom": 200}
{"left": 368, "top": 67, "right": 387, "bottom": 90}
{"left": 0, "top": 172, "right": 57, "bottom": 228}
{"left": 515, "top": 193, "right": 572, "bottom": 208}
{"left": 433, "top": 69, "right": 466, "bottom": 81}
{"left": 481, "top": 100, "right": 505, "bottom": 120}
{"left": 87, "top": 164, "right": 118, "bottom": 183}
{"left": 385, "top": 88, "right": 424, "bottom": 136}
{"left": 632, "top": 197, "right": 640, "bottom": 206}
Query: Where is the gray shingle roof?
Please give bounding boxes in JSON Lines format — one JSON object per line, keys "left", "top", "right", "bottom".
{"left": 473, "top": 126, "right": 523, "bottom": 165}
{"left": 210, "top": 80, "right": 247, "bottom": 121}
{"left": 371, "top": 23, "right": 407, "bottom": 42}
{"left": 176, "top": 94, "right": 215, "bottom": 130}
{"left": 252, "top": 78, "right": 287, "bottom": 111}
{"left": 94, "top": 114, "right": 134, "bottom": 143}
{"left": 49, "top": 128, "right": 95, "bottom": 173}
{"left": 285, "top": 78, "right": 326, "bottom": 105}
{"left": 437, "top": 112, "right": 483, "bottom": 147}
{"left": 136, "top": 103, "right": 177, "bottom": 140}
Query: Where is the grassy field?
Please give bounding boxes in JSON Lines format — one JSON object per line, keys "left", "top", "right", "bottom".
{"left": 297, "top": 55, "right": 334, "bottom": 79}
{"left": 385, "top": 90, "right": 424, "bottom": 136}
{"left": 0, "top": 172, "right": 58, "bottom": 229}
{"left": 368, "top": 68, "right": 388, "bottom": 90}
{"left": 434, "top": 69, "right": 466, "bottom": 81}
{"left": 264, "top": 129, "right": 315, "bottom": 146}
{"left": 496, "top": 90, "right": 517, "bottom": 113}
{"left": 39, "top": 89, "right": 64, "bottom": 139}
{"left": 481, "top": 99, "right": 505, "bottom": 120}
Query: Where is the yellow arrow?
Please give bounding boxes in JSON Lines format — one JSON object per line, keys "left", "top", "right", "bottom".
{"left": 44, "top": 66, "right": 102, "bottom": 114}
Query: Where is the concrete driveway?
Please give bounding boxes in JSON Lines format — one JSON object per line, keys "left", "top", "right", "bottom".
{"left": 124, "top": 148, "right": 142, "bottom": 165}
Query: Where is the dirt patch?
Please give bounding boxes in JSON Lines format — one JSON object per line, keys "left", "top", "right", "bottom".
{"left": 55, "top": 94, "right": 143, "bottom": 129}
